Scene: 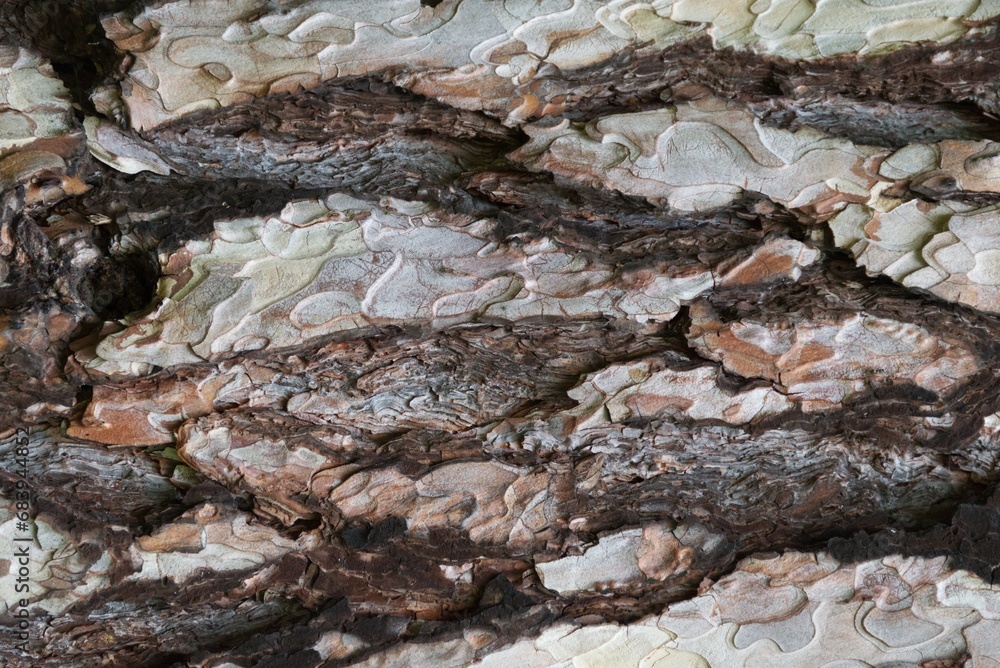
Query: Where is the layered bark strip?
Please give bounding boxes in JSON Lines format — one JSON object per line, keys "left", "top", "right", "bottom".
{"left": 6, "top": 1, "right": 1000, "bottom": 666}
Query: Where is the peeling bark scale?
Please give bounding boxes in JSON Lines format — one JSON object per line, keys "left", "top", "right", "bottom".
{"left": 3, "top": 1, "right": 1000, "bottom": 666}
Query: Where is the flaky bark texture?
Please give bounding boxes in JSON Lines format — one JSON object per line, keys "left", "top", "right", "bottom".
{"left": 3, "top": 1, "right": 1000, "bottom": 666}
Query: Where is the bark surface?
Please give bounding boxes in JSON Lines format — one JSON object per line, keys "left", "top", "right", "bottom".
{"left": 2, "top": 1, "right": 1000, "bottom": 666}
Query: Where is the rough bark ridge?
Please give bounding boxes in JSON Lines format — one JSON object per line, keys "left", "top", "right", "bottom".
{"left": 3, "top": 1, "right": 1000, "bottom": 666}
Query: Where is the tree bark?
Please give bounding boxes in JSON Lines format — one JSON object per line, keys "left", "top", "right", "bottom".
{"left": 3, "top": 1, "right": 1000, "bottom": 666}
